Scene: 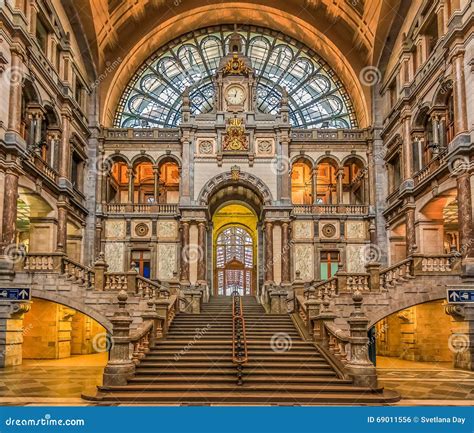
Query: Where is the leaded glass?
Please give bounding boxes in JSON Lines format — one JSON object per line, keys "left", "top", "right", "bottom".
{"left": 115, "top": 25, "right": 357, "bottom": 129}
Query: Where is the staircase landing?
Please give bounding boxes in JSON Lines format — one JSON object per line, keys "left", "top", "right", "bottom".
{"left": 86, "top": 296, "right": 399, "bottom": 405}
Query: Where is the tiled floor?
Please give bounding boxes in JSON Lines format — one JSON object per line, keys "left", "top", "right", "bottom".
{"left": 1, "top": 354, "right": 474, "bottom": 405}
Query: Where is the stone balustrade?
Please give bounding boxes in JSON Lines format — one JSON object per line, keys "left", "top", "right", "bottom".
{"left": 413, "top": 149, "right": 448, "bottom": 187}
{"left": 130, "top": 321, "right": 153, "bottom": 365}
{"left": 412, "top": 253, "right": 461, "bottom": 275}
{"left": 63, "top": 257, "right": 95, "bottom": 289}
{"left": 292, "top": 204, "right": 369, "bottom": 215}
{"left": 106, "top": 203, "right": 179, "bottom": 215}
{"left": 380, "top": 259, "right": 413, "bottom": 290}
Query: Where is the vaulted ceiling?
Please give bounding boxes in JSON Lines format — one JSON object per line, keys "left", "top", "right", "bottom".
{"left": 61, "top": 0, "right": 408, "bottom": 127}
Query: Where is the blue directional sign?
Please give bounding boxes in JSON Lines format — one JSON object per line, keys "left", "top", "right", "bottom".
{"left": 0, "top": 288, "right": 31, "bottom": 301}
{"left": 447, "top": 289, "right": 474, "bottom": 303}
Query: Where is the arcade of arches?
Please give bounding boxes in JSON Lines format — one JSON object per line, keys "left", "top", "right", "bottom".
{"left": 0, "top": 0, "right": 473, "bottom": 404}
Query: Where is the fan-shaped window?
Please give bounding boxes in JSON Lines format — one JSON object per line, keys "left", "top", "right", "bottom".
{"left": 115, "top": 25, "right": 357, "bottom": 129}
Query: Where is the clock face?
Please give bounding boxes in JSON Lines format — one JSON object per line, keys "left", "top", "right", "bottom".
{"left": 226, "top": 85, "right": 245, "bottom": 105}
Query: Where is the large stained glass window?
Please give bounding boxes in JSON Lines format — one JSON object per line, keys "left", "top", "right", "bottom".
{"left": 115, "top": 26, "right": 357, "bottom": 129}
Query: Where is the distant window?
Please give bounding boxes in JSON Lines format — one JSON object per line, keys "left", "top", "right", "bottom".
{"left": 320, "top": 251, "right": 340, "bottom": 280}
{"left": 132, "top": 251, "right": 151, "bottom": 279}
{"left": 36, "top": 17, "right": 48, "bottom": 54}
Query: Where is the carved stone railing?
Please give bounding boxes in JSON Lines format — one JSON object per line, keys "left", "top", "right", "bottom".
{"left": 380, "top": 258, "right": 413, "bottom": 290}
{"left": 412, "top": 253, "right": 461, "bottom": 275}
{"left": 62, "top": 257, "right": 95, "bottom": 289}
{"left": 325, "top": 322, "right": 351, "bottom": 365}
{"left": 23, "top": 253, "right": 63, "bottom": 272}
{"left": 106, "top": 203, "right": 179, "bottom": 215}
{"left": 292, "top": 204, "right": 369, "bottom": 215}
{"left": 130, "top": 320, "right": 154, "bottom": 365}
{"left": 413, "top": 148, "right": 448, "bottom": 187}
{"left": 26, "top": 152, "right": 59, "bottom": 183}
{"left": 104, "top": 273, "right": 128, "bottom": 291}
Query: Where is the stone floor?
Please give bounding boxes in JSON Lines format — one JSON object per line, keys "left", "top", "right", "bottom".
{"left": 1, "top": 354, "right": 474, "bottom": 405}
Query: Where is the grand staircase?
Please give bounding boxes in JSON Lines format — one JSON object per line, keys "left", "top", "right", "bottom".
{"left": 90, "top": 296, "right": 398, "bottom": 404}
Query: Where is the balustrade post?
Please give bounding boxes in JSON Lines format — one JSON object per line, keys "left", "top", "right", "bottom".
{"left": 268, "top": 288, "right": 288, "bottom": 314}
{"left": 102, "top": 290, "right": 135, "bottom": 386}
{"left": 93, "top": 252, "right": 108, "bottom": 291}
{"left": 314, "top": 297, "right": 336, "bottom": 348}
{"left": 127, "top": 262, "right": 138, "bottom": 294}
{"left": 345, "top": 291, "right": 377, "bottom": 388}
{"left": 365, "top": 262, "right": 381, "bottom": 291}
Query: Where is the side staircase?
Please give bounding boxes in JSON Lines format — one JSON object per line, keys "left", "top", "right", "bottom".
{"left": 90, "top": 296, "right": 399, "bottom": 404}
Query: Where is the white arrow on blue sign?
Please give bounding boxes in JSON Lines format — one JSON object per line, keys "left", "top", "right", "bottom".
{"left": 447, "top": 289, "right": 474, "bottom": 303}
{"left": 0, "top": 288, "right": 31, "bottom": 301}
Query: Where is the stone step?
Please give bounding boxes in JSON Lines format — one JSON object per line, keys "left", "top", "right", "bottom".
{"left": 128, "top": 376, "right": 350, "bottom": 384}
{"left": 134, "top": 368, "right": 338, "bottom": 377}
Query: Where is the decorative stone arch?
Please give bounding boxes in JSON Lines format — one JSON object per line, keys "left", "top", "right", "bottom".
{"left": 368, "top": 288, "right": 448, "bottom": 328}
{"left": 432, "top": 77, "right": 454, "bottom": 106}
{"left": 198, "top": 171, "right": 273, "bottom": 207}
{"left": 315, "top": 154, "right": 341, "bottom": 169}
{"left": 416, "top": 177, "right": 457, "bottom": 219}
{"left": 341, "top": 153, "right": 367, "bottom": 167}
{"left": 30, "top": 291, "right": 112, "bottom": 333}
{"left": 156, "top": 153, "right": 182, "bottom": 169}
{"left": 17, "top": 182, "right": 58, "bottom": 218}
{"left": 290, "top": 154, "right": 316, "bottom": 168}
{"left": 131, "top": 153, "right": 155, "bottom": 167}
{"left": 411, "top": 103, "right": 431, "bottom": 129}
{"left": 104, "top": 153, "right": 131, "bottom": 168}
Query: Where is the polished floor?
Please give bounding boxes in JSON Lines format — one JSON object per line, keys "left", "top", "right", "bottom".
{"left": 0, "top": 354, "right": 473, "bottom": 405}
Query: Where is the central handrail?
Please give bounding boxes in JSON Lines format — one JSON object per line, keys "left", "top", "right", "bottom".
{"left": 232, "top": 291, "right": 248, "bottom": 386}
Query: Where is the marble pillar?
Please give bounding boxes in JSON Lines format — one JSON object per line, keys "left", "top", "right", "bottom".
{"left": 1, "top": 169, "right": 19, "bottom": 253}
{"left": 281, "top": 221, "right": 291, "bottom": 285}
{"left": 180, "top": 221, "right": 190, "bottom": 284}
{"left": 402, "top": 115, "right": 413, "bottom": 180}
{"left": 457, "top": 172, "right": 474, "bottom": 260}
{"left": 127, "top": 168, "right": 134, "bottom": 203}
{"left": 452, "top": 51, "right": 468, "bottom": 135}
{"left": 57, "top": 200, "right": 68, "bottom": 253}
{"left": 405, "top": 205, "right": 417, "bottom": 256}
{"left": 59, "top": 114, "right": 70, "bottom": 179}
{"left": 336, "top": 169, "right": 344, "bottom": 204}
{"left": 7, "top": 49, "right": 23, "bottom": 134}
{"left": 264, "top": 221, "right": 274, "bottom": 283}
{"left": 197, "top": 222, "right": 207, "bottom": 283}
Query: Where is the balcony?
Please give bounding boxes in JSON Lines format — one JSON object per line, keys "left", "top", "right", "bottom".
{"left": 413, "top": 149, "right": 449, "bottom": 187}
{"left": 25, "top": 152, "right": 59, "bottom": 183}
{"left": 292, "top": 204, "right": 369, "bottom": 216}
{"left": 106, "top": 203, "right": 179, "bottom": 215}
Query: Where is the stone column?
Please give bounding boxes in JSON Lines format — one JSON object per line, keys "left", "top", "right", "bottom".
{"left": 457, "top": 172, "right": 474, "bottom": 264}
{"left": 281, "top": 221, "right": 291, "bottom": 285}
{"left": 180, "top": 131, "right": 191, "bottom": 204}
{"left": 7, "top": 48, "right": 24, "bottom": 134}
{"left": 312, "top": 166, "right": 318, "bottom": 204}
{"left": 56, "top": 198, "right": 68, "bottom": 253}
{"left": 367, "top": 144, "right": 376, "bottom": 208}
{"left": 59, "top": 113, "right": 71, "bottom": 180}
{"left": 33, "top": 112, "right": 43, "bottom": 148}
{"left": 127, "top": 167, "right": 134, "bottom": 204}
{"left": 431, "top": 114, "right": 440, "bottom": 155}
{"left": 264, "top": 221, "right": 274, "bottom": 284}
{"left": 452, "top": 51, "right": 468, "bottom": 136}
{"left": 336, "top": 169, "right": 344, "bottom": 204}
{"left": 279, "top": 135, "right": 291, "bottom": 203}
{"left": 402, "top": 114, "right": 413, "bottom": 180}
{"left": 0, "top": 302, "right": 31, "bottom": 367}
{"left": 405, "top": 204, "right": 417, "bottom": 256}
{"left": 153, "top": 167, "right": 159, "bottom": 202}
{"left": 1, "top": 168, "right": 19, "bottom": 254}
{"left": 180, "top": 221, "right": 190, "bottom": 284}
{"left": 197, "top": 222, "right": 207, "bottom": 283}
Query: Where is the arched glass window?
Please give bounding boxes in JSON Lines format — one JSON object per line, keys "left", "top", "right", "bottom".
{"left": 115, "top": 25, "right": 357, "bottom": 129}
{"left": 216, "top": 226, "right": 253, "bottom": 296}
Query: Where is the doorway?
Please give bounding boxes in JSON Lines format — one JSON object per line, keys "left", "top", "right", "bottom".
{"left": 212, "top": 204, "right": 258, "bottom": 296}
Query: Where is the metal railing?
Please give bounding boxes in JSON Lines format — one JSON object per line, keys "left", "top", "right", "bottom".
{"left": 232, "top": 291, "right": 248, "bottom": 386}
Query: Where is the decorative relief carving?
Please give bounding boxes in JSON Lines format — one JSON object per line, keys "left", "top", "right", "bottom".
{"left": 346, "top": 244, "right": 366, "bottom": 273}
{"left": 197, "top": 139, "right": 214, "bottom": 155}
{"left": 158, "top": 244, "right": 176, "bottom": 280}
{"left": 157, "top": 221, "right": 178, "bottom": 239}
{"left": 223, "top": 118, "right": 248, "bottom": 152}
{"left": 256, "top": 138, "right": 274, "bottom": 155}
{"left": 321, "top": 223, "right": 337, "bottom": 238}
{"left": 294, "top": 244, "right": 314, "bottom": 281}
{"left": 105, "top": 220, "right": 126, "bottom": 239}
{"left": 135, "top": 223, "right": 150, "bottom": 237}
{"left": 222, "top": 54, "right": 252, "bottom": 76}
{"left": 346, "top": 221, "right": 366, "bottom": 239}
{"left": 105, "top": 243, "right": 124, "bottom": 272}
{"left": 293, "top": 221, "right": 312, "bottom": 240}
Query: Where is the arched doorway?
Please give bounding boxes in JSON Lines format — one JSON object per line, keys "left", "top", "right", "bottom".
{"left": 212, "top": 204, "right": 258, "bottom": 296}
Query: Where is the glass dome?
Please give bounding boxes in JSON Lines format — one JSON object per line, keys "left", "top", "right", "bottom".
{"left": 115, "top": 25, "right": 357, "bottom": 129}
